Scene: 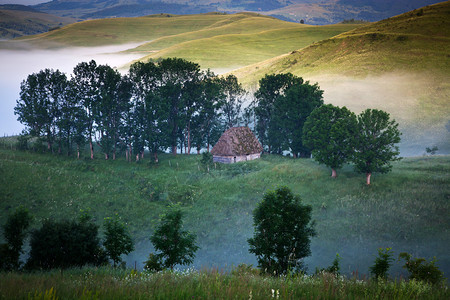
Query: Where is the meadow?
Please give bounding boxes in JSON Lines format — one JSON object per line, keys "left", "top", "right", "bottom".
{"left": 1, "top": 266, "right": 448, "bottom": 299}
{"left": 0, "top": 137, "right": 448, "bottom": 279}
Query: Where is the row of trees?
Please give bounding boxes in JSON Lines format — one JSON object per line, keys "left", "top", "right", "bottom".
{"left": 15, "top": 59, "right": 329, "bottom": 161}
{"left": 15, "top": 58, "right": 247, "bottom": 161}
{"left": 15, "top": 58, "right": 401, "bottom": 183}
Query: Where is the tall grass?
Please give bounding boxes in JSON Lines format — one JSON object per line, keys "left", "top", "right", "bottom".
{"left": 0, "top": 267, "right": 448, "bottom": 299}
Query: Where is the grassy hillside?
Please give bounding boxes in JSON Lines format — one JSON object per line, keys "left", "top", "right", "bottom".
{"left": 0, "top": 141, "right": 448, "bottom": 277}
{"left": 234, "top": 1, "right": 450, "bottom": 81}
{"left": 232, "top": 1, "right": 450, "bottom": 155}
{"left": 4, "top": 12, "right": 361, "bottom": 71}
{"left": 0, "top": 6, "right": 75, "bottom": 39}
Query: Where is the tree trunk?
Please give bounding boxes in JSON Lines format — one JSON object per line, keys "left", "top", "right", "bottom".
{"left": 172, "top": 145, "right": 177, "bottom": 155}
{"left": 187, "top": 123, "right": 191, "bottom": 155}
{"left": 331, "top": 168, "right": 337, "bottom": 178}
{"left": 154, "top": 152, "right": 159, "bottom": 163}
{"left": 89, "top": 139, "right": 94, "bottom": 159}
{"left": 366, "top": 172, "right": 371, "bottom": 185}
{"left": 77, "top": 145, "right": 80, "bottom": 160}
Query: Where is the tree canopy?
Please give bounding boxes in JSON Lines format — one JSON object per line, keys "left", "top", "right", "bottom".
{"left": 303, "top": 104, "right": 357, "bottom": 177}
{"left": 248, "top": 186, "right": 315, "bottom": 275}
{"left": 353, "top": 109, "right": 401, "bottom": 184}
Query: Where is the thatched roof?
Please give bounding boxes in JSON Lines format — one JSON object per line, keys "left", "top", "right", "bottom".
{"left": 211, "top": 127, "right": 263, "bottom": 156}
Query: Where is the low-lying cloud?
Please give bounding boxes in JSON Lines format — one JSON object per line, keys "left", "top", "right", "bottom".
{"left": 0, "top": 43, "right": 143, "bottom": 136}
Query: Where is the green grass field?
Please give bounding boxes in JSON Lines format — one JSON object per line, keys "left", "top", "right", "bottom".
{"left": 1, "top": 266, "right": 448, "bottom": 299}
{"left": 0, "top": 138, "right": 448, "bottom": 279}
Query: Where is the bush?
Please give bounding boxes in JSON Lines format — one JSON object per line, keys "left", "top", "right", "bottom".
{"left": 0, "top": 206, "right": 32, "bottom": 270}
{"left": 316, "top": 253, "right": 341, "bottom": 276}
{"left": 399, "top": 252, "right": 444, "bottom": 285}
{"left": 144, "top": 253, "right": 164, "bottom": 273}
{"left": 370, "top": 248, "right": 394, "bottom": 280}
{"left": 26, "top": 214, "right": 107, "bottom": 270}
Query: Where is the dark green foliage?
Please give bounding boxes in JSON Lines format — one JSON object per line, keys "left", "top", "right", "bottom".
{"left": 271, "top": 82, "right": 323, "bottom": 157}
{"left": 150, "top": 209, "right": 199, "bottom": 270}
{"left": 103, "top": 214, "right": 134, "bottom": 267}
{"left": 303, "top": 104, "right": 357, "bottom": 176}
{"left": 0, "top": 206, "right": 32, "bottom": 270}
{"left": 399, "top": 252, "right": 444, "bottom": 285}
{"left": 143, "top": 253, "right": 164, "bottom": 272}
{"left": 254, "top": 73, "right": 303, "bottom": 152}
{"left": 248, "top": 186, "right": 315, "bottom": 275}
{"left": 370, "top": 248, "right": 394, "bottom": 280}
{"left": 26, "top": 213, "right": 106, "bottom": 270}
{"left": 253, "top": 73, "right": 323, "bottom": 157}
{"left": 353, "top": 109, "right": 401, "bottom": 184}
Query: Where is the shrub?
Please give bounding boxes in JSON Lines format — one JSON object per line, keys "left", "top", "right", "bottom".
{"left": 370, "top": 248, "right": 394, "bottom": 280}
{"left": 399, "top": 252, "right": 444, "bottom": 285}
{"left": 26, "top": 213, "right": 107, "bottom": 270}
{"left": 0, "top": 206, "right": 32, "bottom": 270}
{"left": 316, "top": 253, "right": 341, "bottom": 276}
{"left": 144, "top": 253, "right": 164, "bottom": 272}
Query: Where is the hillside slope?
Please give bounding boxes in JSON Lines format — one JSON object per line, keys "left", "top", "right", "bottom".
{"left": 0, "top": 145, "right": 448, "bottom": 276}
{"left": 0, "top": 5, "right": 75, "bottom": 39}
{"left": 2, "top": 12, "right": 361, "bottom": 71}
{"left": 233, "top": 1, "right": 450, "bottom": 155}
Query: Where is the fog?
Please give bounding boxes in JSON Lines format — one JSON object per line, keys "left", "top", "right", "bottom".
{"left": 0, "top": 43, "right": 143, "bottom": 136}
{"left": 309, "top": 73, "right": 450, "bottom": 156}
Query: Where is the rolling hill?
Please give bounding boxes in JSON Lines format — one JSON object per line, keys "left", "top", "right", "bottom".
{"left": 232, "top": 1, "right": 450, "bottom": 155}
{"left": 31, "top": 0, "right": 444, "bottom": 24}
{"left": 0, "top": 4, "right": 75, "bottom": 39}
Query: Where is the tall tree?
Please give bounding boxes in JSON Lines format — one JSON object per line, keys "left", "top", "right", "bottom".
{"left": 72, "top": 60, "right": 100, "bottom": 159}
{"left": 353, "top": 109, "right": 401, "bottom": 185}
{"left": 220, "top": 74, "right": 246, "bottom": 129}
{"left": 303, "top": 104, "right": 357, "bottom": 177}
{"left": 191, "top": 75, "right": 224, "bottom": 153}
{"left": 253, "top": 73, "right": 303, "bottom": 152}
{"left": 129, "top": 61, "right": 164, "bottom": 162}
{"left": 248, "top": 186, "right": 315, "bottom": 275}
{"left": 271, "top": 83, "right": 323, "bottom": 157}
{"left": 95, "top": 65, "right": 131, "bottom": 160}
{"left": 157, "top": 58, "right": 204, "bottom": 155}
{"left": 15, "top": 69, "right": 68, "bottom": 152}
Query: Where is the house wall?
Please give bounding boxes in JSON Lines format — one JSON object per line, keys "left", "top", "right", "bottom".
{"left": 213, "top": 153, "right": 261, "bottom": 164}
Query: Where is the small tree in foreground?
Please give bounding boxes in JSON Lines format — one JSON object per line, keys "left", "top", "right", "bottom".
{"left": 104, "top": 214, "right": 134, "bottom": 267}
{"left": 353, "top": 109, "right": 401, "bottom": 185}
{"left": 248, "top": 186, "right": 315, "bottom": 275}
{"left": 0, "top": 207, "right": 32, "bottom": 270}
{"left": 370, "top": 248, "right": 394, "bottom": 280}
{"left": 150, "top": 209, "right": 199, "bottom": 270}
